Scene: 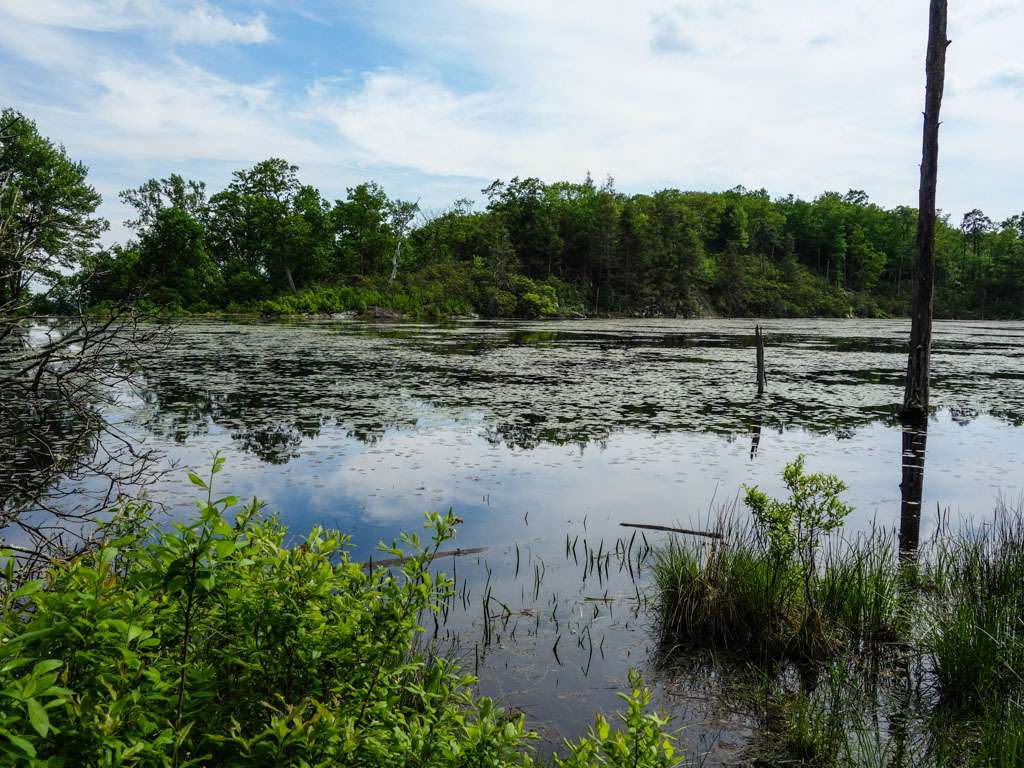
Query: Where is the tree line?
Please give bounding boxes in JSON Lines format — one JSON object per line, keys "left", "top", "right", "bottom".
{"left": 4, "top": 108, "right": 1022, "bottom": 319}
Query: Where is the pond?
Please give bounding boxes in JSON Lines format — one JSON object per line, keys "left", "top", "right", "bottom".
{"left": 98, "top": 318, "right": 1024, "bottom": 759}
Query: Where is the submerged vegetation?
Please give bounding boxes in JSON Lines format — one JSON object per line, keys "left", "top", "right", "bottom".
{"left": 0, "top": 458, "right": 677, "bottom": 767}
{"left": 654, "top": 459, "right": 1024, "bottom": 765}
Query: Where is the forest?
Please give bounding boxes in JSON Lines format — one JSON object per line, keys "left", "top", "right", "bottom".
{"left": 7, "top": 108, "right": 1018, "bottom": 321}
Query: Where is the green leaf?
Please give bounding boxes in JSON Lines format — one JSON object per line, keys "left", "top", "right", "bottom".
{"left": 27, "top": 699, "right": 49, "bottom": 737}
{"left": 31, "top": 660, "right": 62, "bottom": 677}
{"left": 214, "top": 540, "right": 236, "bottom": 559}
{"left": 187, "top": 471, "right": 209, "bottom": 489}
{"left": 11, "top": 581, "right": 43, "bottom": 600}
{"left": 4, "top": 733, "right": 35, "bottom": 757}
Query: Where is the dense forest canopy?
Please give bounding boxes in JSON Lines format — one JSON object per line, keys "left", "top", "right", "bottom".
{"left": 6, "top": 109, "right": 1022, "bottom": 319}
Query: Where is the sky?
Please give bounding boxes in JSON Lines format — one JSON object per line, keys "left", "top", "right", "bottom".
{"left": 1, "top": 0, "right": 1022, "bottom": 245}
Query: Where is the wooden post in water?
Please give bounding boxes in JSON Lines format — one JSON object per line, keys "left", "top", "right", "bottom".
{"left": 755, "top": 325, "right": 767, "bottom": 397}
{"left": 903, "top": 0, "right": 949, "bottom": 423}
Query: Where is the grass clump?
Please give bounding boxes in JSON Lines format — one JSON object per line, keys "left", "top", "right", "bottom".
{"left": 922, "top": 504, "right": 1024, "bottom": 713}
{"left": 0, "top": 458, "right": 678, "bottom": 767}
{"left": 752, "top": 499, "right": 1024, "bottom": 766}
{"left": 656, "top": 470, "right": 1024, "bottom": 766}
{"left": 653, "top": 456, "right": 902, "bottom": 664}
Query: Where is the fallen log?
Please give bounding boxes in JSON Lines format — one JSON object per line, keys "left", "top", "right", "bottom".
{"left": 619, "top": 523, "right": 723, "bottom": 540}
{"left": 362, "top": 546, "right": 487, "bottom": 570}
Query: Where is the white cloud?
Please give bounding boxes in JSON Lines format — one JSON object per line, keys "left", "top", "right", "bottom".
{"left": 171, "top": 4, "right": 270, "bottom": 44}
{"left": 0, "top": 0, "right": 271, "bottom": 45}
{"left": 91, "top": 63, "right": 282, "bottom": 153}
{"left": 1, "top": 0, "right": 1022, "bottom": 240}
{"left": 315, "top": 0, "right": 1024, "bottom": 219}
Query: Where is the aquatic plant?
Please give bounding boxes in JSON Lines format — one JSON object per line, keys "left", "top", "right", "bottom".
{"left": 658, "top": 482, "right": 1024, "bottom": 766}
{"left": 921, "top": 500, "right": 1024, "bottom": 713}
{"left": 554, "top": 670, "right": 676, "bottom": 768}
{"left": 653, "top": 457, "right": 902, "bottom": 662}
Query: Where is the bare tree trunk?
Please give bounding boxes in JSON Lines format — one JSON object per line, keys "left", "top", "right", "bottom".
{"left": 903, "top": 0, "right": 949, "bottom": 422}
{"left": 284, "top": 265, "right": 297, "bottom": 294}
{"left": 388, "top": 239, "right": 401, "bottom": 287}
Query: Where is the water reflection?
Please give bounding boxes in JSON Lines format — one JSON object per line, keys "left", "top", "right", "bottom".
{"left": 67, "top": 318, "right": 1024, "bottom": 757}
{"left": 899, "top": 421, "right": 927, "bottom": 553}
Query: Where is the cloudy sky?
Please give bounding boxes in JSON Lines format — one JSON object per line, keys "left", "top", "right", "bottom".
{"left": 1, "top": 0, "right": 1021, "bottom": 243}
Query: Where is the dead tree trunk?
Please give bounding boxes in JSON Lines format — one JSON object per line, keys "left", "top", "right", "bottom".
{"left": 903, "top": 0, "right": 949, "bottom": 423}
{"left": 755, "top": 325, "right": 767, "bottom": 396}
{"left": 388, "top": 239, "right": 401, "bottom": 287}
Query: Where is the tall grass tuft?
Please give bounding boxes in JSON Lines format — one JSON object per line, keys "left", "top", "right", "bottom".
{"left": 922, "top": 499, "right": 1024, "bottom": 713}
{"left": 653, "top": 523, "right": 902, "bottom": 663}
{"left": 652, "top": 460, "right": 903, "bottom": 664}
{"left": 815, "top": 527, "right": 906, "bottom": 649}
{"left": 653, "top": 463, "right": 1024, "bottom": 766}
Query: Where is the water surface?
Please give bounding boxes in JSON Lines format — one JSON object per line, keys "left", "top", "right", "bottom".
{"left": 112, "top": 318, "right": 1024, "bottom": 760}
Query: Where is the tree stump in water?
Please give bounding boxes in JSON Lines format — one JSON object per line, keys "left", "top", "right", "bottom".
{"left": 755, "top": 325, "right": 767, "bottom": 396}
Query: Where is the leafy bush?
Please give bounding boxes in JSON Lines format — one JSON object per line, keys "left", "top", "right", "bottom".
{"left": 554, "top": 671, "right": 675, "bottom": 767}
{"left": 0, "top": 460, "right": 678, "bottom": 767}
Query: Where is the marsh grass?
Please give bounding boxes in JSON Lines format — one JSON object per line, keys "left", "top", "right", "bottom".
{"left": 654, "top": 471, "right": 1024, "bottom": 766}
{"left": 921, "top": 499, "right": 1024, "bottom": 713}
{"left": 652, "top": 514, "right": 904, "bottom": 665}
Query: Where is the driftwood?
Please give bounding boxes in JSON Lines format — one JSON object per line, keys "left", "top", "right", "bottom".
{"left": 362, "top": 546, "right": 487, "bottom": 570}
{"left": 619, "top": 523, "right": 723, "bottom": 540}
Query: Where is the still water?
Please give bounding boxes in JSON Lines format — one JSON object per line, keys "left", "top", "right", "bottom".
{"left": 114, "top": 318, "right": 1024, "bottom": 760}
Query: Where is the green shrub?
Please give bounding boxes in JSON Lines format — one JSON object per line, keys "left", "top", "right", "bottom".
{"left": 517, "top": 288, "right": 559, "bottom": 319}
{"left": 554, "top": 671, "right": 676, "bottom": 767}
{"left": 0, "top": 460, "right": 677, "bottom": 767}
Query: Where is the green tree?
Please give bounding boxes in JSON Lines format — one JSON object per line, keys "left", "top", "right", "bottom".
{"left": 136, "top": 206, "right": 218, "bottom": 308}
{"left": 119, "top": 174, "right": 216, "bottom": 308}
{"left": 208, "top": 159, "right": 318, "bottom": 296}
{"left": 484, "top": 178, "right": 564, "bottom": 277}
{"left": 120, "top": 174, "right": 208, "bottom": 232}
{"left": 330, "top": 182, "right": 393, "bottom": 276}
{"left": 0, "top": 109, "right": 105, "bottom": 309}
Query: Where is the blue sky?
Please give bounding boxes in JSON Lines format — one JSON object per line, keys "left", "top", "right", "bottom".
{"left": 1, "top": 0, "right": 1022, "bottom": 244}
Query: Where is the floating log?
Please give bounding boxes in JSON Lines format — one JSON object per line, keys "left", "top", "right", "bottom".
{"left": 619, "top": 523, "right": 723, "bottom": 540}
{"left": 362, "top": 546, "right": 487, "bottom": 570}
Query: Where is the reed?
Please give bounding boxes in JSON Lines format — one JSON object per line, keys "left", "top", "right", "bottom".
{"left": 652, "top": 511, "right": 902, "bottom": 663}
{"left": 922, "top": 499, "right": 1024, "bottom": 712}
